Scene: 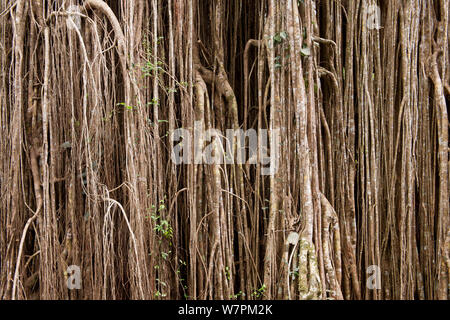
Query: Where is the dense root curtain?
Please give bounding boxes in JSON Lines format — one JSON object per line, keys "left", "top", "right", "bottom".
{"left": 0, "top": 0, "right": 448, "bottom": 300}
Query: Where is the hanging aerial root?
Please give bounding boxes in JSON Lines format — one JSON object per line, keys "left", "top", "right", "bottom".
{"left": 320, "top": 193, "right": 343, "bottom": 300}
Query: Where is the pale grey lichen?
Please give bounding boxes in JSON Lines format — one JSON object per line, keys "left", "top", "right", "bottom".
{"left": 298, "top": 238, "right": 322, "bottom": 300}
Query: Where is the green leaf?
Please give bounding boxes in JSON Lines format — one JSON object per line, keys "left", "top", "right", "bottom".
{"left": 300, "top": 45, "right": 311, "bottom": 56}
{"left": 273, "top": 34, "right": 282, "bottom": 43}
